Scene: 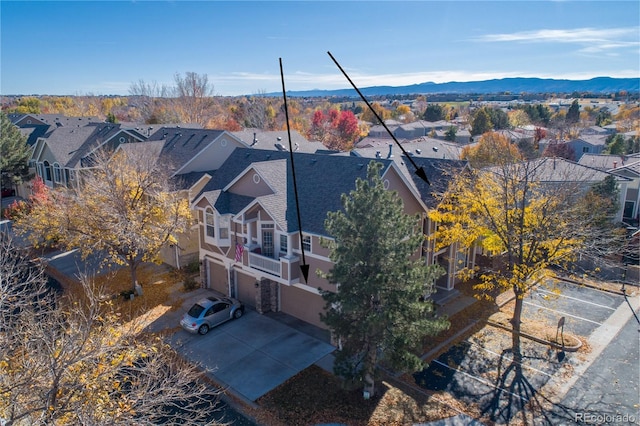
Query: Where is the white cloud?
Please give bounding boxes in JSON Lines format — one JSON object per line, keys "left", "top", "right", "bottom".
{"left": 474, "top": 27, "right": 640, "bottom": 54}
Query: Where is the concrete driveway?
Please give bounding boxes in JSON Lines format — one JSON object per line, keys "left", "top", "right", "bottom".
{"left": 153, "top": 289, "right": 335, "bottom": 402}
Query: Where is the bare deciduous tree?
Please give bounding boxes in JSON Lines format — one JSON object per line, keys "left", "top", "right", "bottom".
{"left": 0, "top": 236, "right": 224, "bottom": 425}
{"left": 172, "top": 72, "right": 217, "bottom": 127}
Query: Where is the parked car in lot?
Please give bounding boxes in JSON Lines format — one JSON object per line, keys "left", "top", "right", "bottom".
{"left": 180, "top": 296, "right": 244, "bottom": 335}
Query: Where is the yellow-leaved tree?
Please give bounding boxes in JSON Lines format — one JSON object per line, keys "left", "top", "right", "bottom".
{"left": 13, "top": 147, "right": 192, "bottom": 293}
{"left": 428, "top": 152, "right": 627, "bottom": 421}
{"left": 429, "top": 155, "right": 615, "bottom": 362}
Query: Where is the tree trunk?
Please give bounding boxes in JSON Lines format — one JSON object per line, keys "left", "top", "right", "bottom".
{"left": 129, "top": 260, "right": 138, "bottom": 293}
{"left": 511, "top": 287, "right": 524, "bottom": 364}
{"left": 363, "top": 340, "right": 377, "bottom": 399}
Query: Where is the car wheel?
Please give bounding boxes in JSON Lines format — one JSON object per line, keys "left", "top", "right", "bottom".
{"left": 198, "top": 324, "right": 209, "bottom": 335}
{"left": 233, "top": 309, "right": 243, "bottom": 319}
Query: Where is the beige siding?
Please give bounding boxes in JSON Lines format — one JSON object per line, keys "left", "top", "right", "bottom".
{"left": 383, "top": 167, "right": 424, "bottom": 215}
{"left": 280, "top": 285, "right": 327, "bottom": 329}
{"left": 227, "top": 170, "right": 274, "bottom": 197}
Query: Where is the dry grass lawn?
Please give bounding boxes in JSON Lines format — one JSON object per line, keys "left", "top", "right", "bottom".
{"left": 253, "top": 365, "right": 467, "bottom": 426}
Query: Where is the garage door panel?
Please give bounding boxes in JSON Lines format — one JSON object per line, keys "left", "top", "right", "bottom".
{"left": 280, "top": 285, "right": 326, "bottom": 329}
{"left": 236, "top": 270, "right": 256, "bottom": 307}
{"left": 208, "top": 260, "right": 228, "bottom": 295}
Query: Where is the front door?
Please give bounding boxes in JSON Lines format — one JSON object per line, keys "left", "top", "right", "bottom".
{"left": 262, "top": 229, "right": 274, "bottom": 258}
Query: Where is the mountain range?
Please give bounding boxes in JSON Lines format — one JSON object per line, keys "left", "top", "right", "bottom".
{"left": 271, "top": 77, "right": 639, "bottom": 98}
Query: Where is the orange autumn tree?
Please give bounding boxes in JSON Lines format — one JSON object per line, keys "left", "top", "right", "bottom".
{"left": 461, "top": 131, "right": 522, "bottom": 168}
{"left": 12, "top": 148, "right": 192, "bottom": 293}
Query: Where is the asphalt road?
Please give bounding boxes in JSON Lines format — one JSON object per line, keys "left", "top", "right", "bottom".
{"left": 550, "top": 310, "right": 640, "bottom": 425}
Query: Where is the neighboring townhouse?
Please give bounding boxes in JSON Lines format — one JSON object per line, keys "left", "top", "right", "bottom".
{"left": 31, "top": 123, "right": 146, "bottom": 189}
{"left": 119, "top": 127, "right": 252, "bottom": 268}
{"left": 352, "top": 137, "right": 463, "bottom": 161}
{"left": 579, "top": 153, "right": 640, "bottom": 222}
{"left": 519, "top": 157, "right": 630, "bottom": 222}
{"left": 563, "top": 135, "right": 609, "bottom": 160}
{"left": 232, "top": 128, "right": 326, "bottom": 153}
{"left": 191, "top": 148, "right": 430, "bottom": 329}
{"left": 609, "top": 160, "right": 640, "bottom": 223}
{"left": 434, "top": 127, "right": 472, "bottom": 145}
{"left": 8, "top": 113, "right": 98, "bottom": 128}
{"left": 351, "top": 142, "right": 471, "bottom": 292}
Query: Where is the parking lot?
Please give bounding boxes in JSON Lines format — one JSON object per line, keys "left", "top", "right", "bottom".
{"left": 523, "top": 279, "right": 624, "bottom": 337}
{"left": 413, "top": 279, "right": 634, "bottom": 425}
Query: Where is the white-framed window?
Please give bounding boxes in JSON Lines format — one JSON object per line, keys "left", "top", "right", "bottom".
{"left": 36, "top": 162, "right": 44, "bottom": 179}
{"left": 218, "top": 215, "right": 230, "bottom": 240}
{"left": 279, "top": 234, "right": 288, "bottom": 254}
{"left": 53, "top": 163, "right": 62, "bottom": 183}
{"left": 302, "top": 235, "right": 311, "bottom": 252}
{"left": 43, "top": 161, "right": 52, "bottom": 181}
{"left": 261, "top": 223, "right": 275, "bottom": 258}
{"left": 205, "top": 208, "right": 215, "bottom": 239}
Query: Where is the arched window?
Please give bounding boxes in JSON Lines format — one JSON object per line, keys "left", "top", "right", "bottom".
{"left": 43, "top": 161, "right": 52, "bottom": 182}
{"left": 205, "top": 208, "right": 215, "bottom": 239}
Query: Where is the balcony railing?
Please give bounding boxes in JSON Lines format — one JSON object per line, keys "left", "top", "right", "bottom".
{"left": 248, "top": 252, "right": 281, "bottom": 277}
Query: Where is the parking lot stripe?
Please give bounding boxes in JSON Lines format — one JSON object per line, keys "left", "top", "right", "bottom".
{"left": 471, "top": 342, "right": 553, "bottom": 378}
{"left": 534, "top": 288, "right": 616, "bottom": 311}
{"left": 432, "top": 359, "right": 531, "bottom": 404}
{"left": 523, "top": 301, "right": 603, "bottom": 325}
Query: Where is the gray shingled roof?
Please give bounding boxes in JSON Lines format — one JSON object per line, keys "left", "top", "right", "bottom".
{"left": 232, "top": 128, "right": 325, "bottom": 154}
{"left": 19, "top": 125, "right": 52, "bottom": 147}
{"left": 42, "top": 123, "right": 146, "bottom": 168}
{"left": 492, "top": 157, "right": 623, "bottom": 183}
{"left": 399, "top": 156, "right": 469, "bottom": 209}
{"left": 353, "top": 137, "right": 463, "bottom": 162}
{"left": 578, "top": 153, "right": 636, "bottom": 170}
{"left": 147, "top": 127, "right": 232, "bottom": 172}
{"left": 42, "top": 126, "right": 99, "bottom": 167}
{"left": 9, "top": 114, "right": 99, "bottom": 128}
{"left": 195, "top": 149, "right": 396, "bottom": 236}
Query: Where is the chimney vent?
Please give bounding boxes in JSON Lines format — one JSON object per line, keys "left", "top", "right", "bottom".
{"left": 387, "top": 144, "right": 393, "bottom": 159}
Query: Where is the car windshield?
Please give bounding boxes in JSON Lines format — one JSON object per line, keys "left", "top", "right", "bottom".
{"left": 187, "top": 304, "right": 205, "bottom": 318}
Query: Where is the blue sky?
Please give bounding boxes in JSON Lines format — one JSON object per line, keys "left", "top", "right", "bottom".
{"left": 1, "top": 1, "right": 638, "bottom": 96}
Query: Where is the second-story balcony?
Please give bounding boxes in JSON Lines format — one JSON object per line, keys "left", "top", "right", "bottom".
{"left": 248, "top": 251, "right": 281, "bottom": 277}
{"left": 245, "top": 248, "right": 300, "bottom": 283}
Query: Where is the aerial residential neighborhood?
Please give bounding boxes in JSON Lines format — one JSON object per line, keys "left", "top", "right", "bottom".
{"left": 2, "top": 0, "right": 639, "bottom": 425}
{"left": 2, "top": 84, "right": 639, "bottom": 424}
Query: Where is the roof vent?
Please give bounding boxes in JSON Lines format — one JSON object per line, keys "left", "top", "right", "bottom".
{"left": 275, "top": 143, "right": 287, "bottom": 151}
{"left": 387, "top": 144, "right": 393, "bottom": 159}
{"left": 375, "top": 151, "right": 381, "bottom": 158}
{"left": 433, "top": 146, "right": 439, "bottom": 152}
{"left": 416, "top": 149, "right": 422, "bottom": 154}
{"left": 277, "top": 136, "right": 282, "bottom": 141}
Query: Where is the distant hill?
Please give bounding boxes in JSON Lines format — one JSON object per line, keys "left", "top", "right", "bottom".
{"left": 269, "top": 77, "right": 639, "bottom": 98}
